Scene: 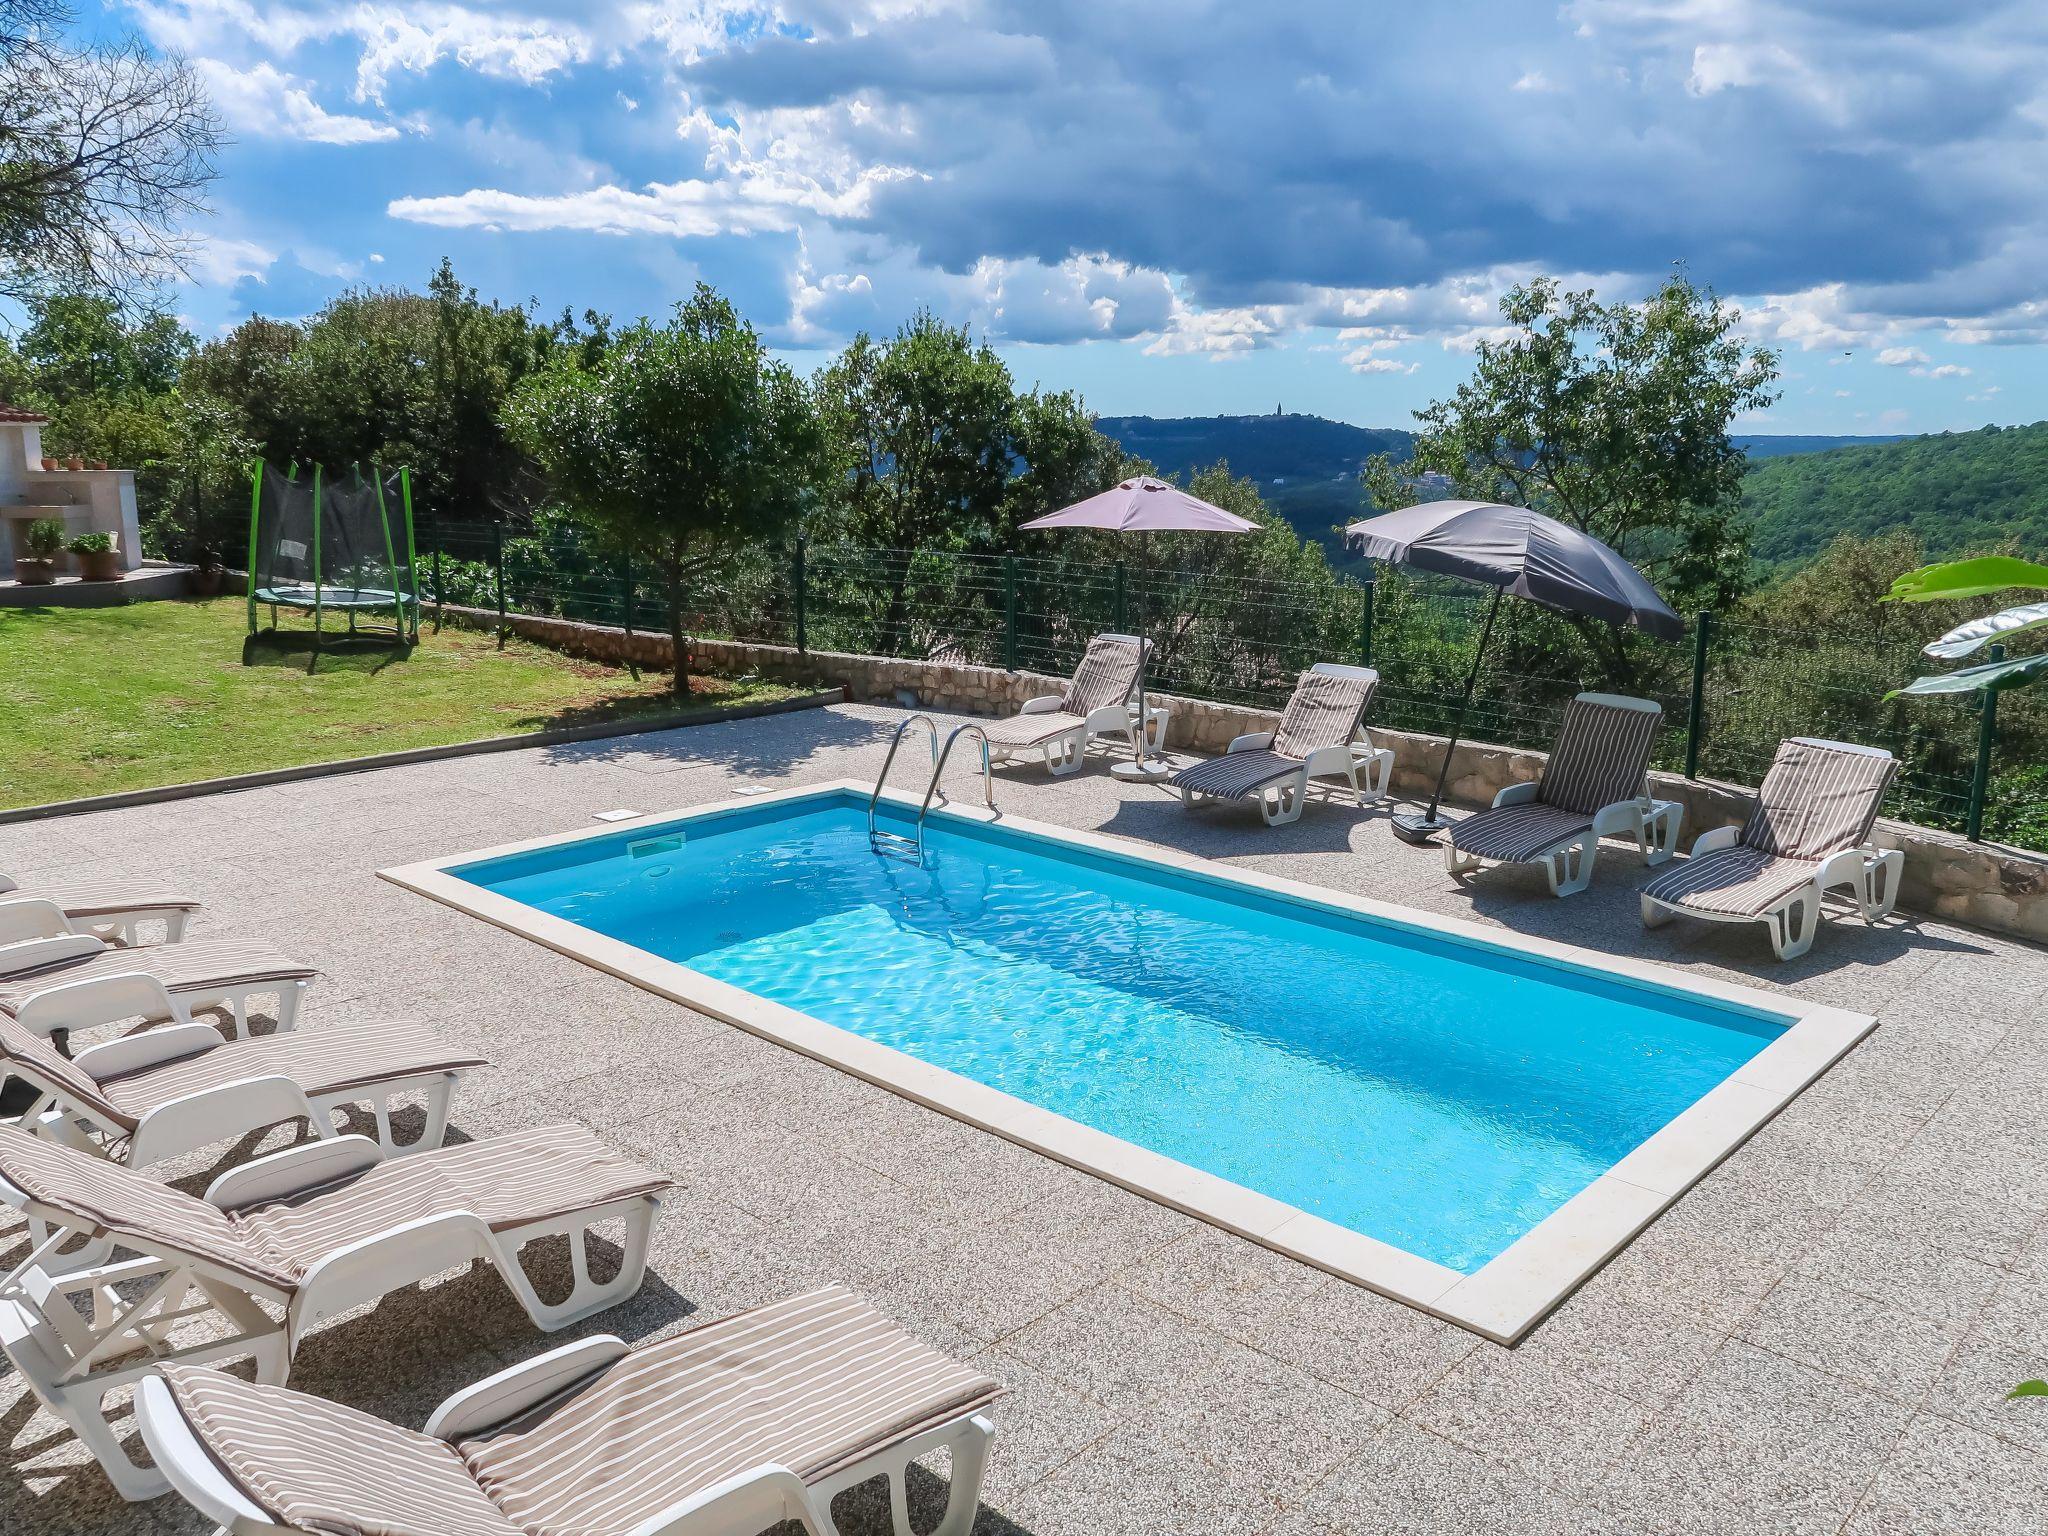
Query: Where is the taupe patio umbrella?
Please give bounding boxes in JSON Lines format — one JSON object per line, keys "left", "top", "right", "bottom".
{"left": 1344, "top": 500, "right": 1683, "bottom": 844}
{"left": 1023, "top": 476, "right": 1258, "bottom": 780}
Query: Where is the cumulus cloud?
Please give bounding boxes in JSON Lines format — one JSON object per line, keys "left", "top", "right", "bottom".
{"left": 194, "top": 59, "right": 400, "bottom": 144}
{"left": 1878, "top": 346, "right": 1933, "bottom": 366}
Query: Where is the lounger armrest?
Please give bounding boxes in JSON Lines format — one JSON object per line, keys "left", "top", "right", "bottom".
{"left": 292, "top": 1210, "right": 498, "bottom": 1337}
{"left": 426, "top": 1335, "right": 632, "bottom": 1440}
{"left": 0, "top": 877, "right": 16, "bottom": 896}
{"left": 135, "top": 1376, "right": 286, "bottom": 1535}
{"left": 11, "top": 970, "right": 188, "bottom": 1035}
{"left": 1228, "top": 730, "right": 1275, "bottom": 754}
{"left": 1083, "top": 702, "right": 1131, "bottom": 733}
{"left": 1690, "top": 825, "right": 1741, "bottom": 857}
{"left": 0, "top": 932, "right": 105, "bottom": 979}
{"left": 1591, "top": 798, "right": 1653, "bottom": 837}
{"left": 127, "top": 1075, "right": 322, "bottom": 1168}
{"left": 205, "top": 1132, "right": 385, "bottom": 1211}
{"left": 71, "top": 1017, "right": 218, "bottom": 1078}
{"left": 0, "top": 898, "right": 76, "bottom": 945}
{"left": 1017, "top": 695, "right": 1063, "bottom": 715}
{"left": 1492, "top": 781, "right": 1540, "bottom": 808}
{"left": 626, "top": 1462, "right": 833, "bottom": 1536}
{"left": 1815, "top": 847, "right": 1869, "bottom": 889}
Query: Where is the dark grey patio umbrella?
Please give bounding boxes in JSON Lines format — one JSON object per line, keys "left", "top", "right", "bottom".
{"left": 1344, "top": 500, "right": 1683, "bottom": 844}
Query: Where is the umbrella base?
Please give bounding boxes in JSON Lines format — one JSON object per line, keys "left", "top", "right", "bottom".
{"left": 1391, "top": 811, "right": 1456, "bottom": 846}
{"left": 1111, "top": 757, "right": 1174, "bottom": 782}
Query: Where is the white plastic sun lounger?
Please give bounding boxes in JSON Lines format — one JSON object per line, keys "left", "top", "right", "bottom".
{"left": 0, "top": 898, "right": 315, "bottom": 1038}
{"left": 0, "top": 1122, "right": 671, "bottom": 1498}
{"left": 0, "top": 872, "right": 197, "bottom": 945}
{"left": 1442, "top": 693, "right": 1681, "bottom": 896}
{"left": 983, "top": 632, "right": 1153, "bottom": 775}
{"left": 0, "top": 974, "right": 486, "bottom": 1165}
{"left": 138, "top": 1285, "right": 1001, "bottom": 1536}
{"left": 1172, "top": 663, "right": 1393, "bottom": 825}
{"left": 1641, "top": 736, "right": 1903, "bottom": 961}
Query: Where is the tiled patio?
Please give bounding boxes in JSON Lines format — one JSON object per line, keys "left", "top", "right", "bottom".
{"left": 5, "top": 700, "right": 2047, "bottom": 1536}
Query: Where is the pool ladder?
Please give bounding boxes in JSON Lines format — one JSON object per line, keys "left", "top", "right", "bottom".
{"left": 868, "top": 714, "right": 998, "bottom": 863}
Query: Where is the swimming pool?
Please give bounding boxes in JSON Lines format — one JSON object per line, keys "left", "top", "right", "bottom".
{"left": 386, "top": 781, "right": 1874, "bottom": 1342}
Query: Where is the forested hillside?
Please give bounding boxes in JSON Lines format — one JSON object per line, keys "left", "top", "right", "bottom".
{"left": 1741, "top": 422, "right": 2048, "bottom": 568}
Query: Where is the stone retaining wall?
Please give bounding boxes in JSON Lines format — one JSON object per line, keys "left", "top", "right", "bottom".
{"left": 438, "top": 603, "right": 2048, "bottom": 944}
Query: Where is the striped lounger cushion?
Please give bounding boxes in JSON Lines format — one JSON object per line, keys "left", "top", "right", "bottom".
{"left": 0, "top": 938, "right": 317, "bottom": 1015}
{"left": 0, "top": 1015, "right": 108, "bottom": 1114}
{"left": 19, "top": 880, "right": 199, "bottom": 918}
{"left": 156, "top": 1286, "right": 1001, "bottom": 1536}
{"left": 981, "top": 708, "right": 1091, "bottom": 748}
{"left": 1171, "top": 670, "right": 1375, "bottom": 800}
{"left": 1640, "top": 845, "right": 1826, "bottom": 917}
{"left": 1448, "top": 697, "right": 1662, "bottom": 860}
{"left": 984, "top": 636, "right": 1142, "bottom": 748}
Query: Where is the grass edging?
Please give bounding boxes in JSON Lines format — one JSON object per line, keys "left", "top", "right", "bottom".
{"left": 0, "top": 685, "right": 847, "bottom": 825}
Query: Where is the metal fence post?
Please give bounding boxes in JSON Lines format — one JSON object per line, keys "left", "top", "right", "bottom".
{"left": 620, "top": 552, "right": 634, "bottom": 638}
{"left": 793, "top": 535, "right": 808, "bottom": 653}
{"left": 493, "top": 520, "right": 507, "bottom": 649}
{"left": 1357, "top": 577, "right": 1375, "bottom": 666}
{"left": 431, "top": 525, "right": 444, "bottom": 633}
{"left": 1685, "top": 611, "right": 1712, "bottom": 779}
{"left": 1004, "top": 553, "right": 1019, "bottom": 671}
{"left": 1114, "top": 560, "right": 1128, "bottom": 633}
{"left": 1966, "top": 642, "right": 2003, "bottom": 842}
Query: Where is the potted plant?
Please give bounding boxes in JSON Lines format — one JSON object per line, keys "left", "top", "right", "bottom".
{"left": 86, "top": 458, "right": 106, "bottom": 471}
{"left": 38, "top": 456, "right": 56, "bottom": 472}
{"left": 190, "top": 543, "right": 226, "bottom": 597}
{"left": 67, "top": 531, "right": 121, "bottom": 582}
{"left": 65, "top": 454, "right": 83, "bottom": 471}
{"left": 14, "top": 518, "right": 64, "bottom": 583}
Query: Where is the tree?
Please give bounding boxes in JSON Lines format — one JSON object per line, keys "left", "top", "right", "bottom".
{"left": 0, "top": 0, "right": 221, "bottom": 301}
{"left": 1002, "top": 387, "right": 1126, "bottom": 536}
{"left": 818, "top": 312, "right": 1017, "bottom": 650}
{"left": 1364, "top": 273, "right": 1779, "bottom": 674}
{"left": 505, "top": 284, "right": 828, "bottom": 697}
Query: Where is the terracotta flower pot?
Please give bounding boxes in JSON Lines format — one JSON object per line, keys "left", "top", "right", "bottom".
{"left": 39, "top": 458, "right": 56, "bottom": 472}
{"left": 86, "top": 459, "right": 106, "bottom": 471}
{"left": 65, "top": 456, "right": 83, "bottom": 471}
{"left": 189, "top": 566, "right": 225, "bottom": 597}
{"left": 77, "top": 549, "right": 121, "bottom": 582}
{"left": 14, "top": 558, "right": 55, "bottom": 585}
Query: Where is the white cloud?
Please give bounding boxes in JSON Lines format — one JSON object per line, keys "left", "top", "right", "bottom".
{"left": 1878, "top": 345, "right": 1933, "bottom": 366}
{"left": 1926, "top": 363, "right": 1972, "bottom": 378}
{"left": 195, "top": 59, "right": 400, "bottom": 144}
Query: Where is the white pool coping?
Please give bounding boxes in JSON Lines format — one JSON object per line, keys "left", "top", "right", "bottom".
{"left": 380, "top": 778, "right": 1877, "bottom": 1345}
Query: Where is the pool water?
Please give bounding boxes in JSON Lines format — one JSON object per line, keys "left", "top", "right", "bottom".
{"left": 454, "top": 795, "right": 1787, "bottom": 1274}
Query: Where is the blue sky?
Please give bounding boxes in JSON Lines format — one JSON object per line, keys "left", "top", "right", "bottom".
{"left": 94, "top": 0, "right": 2048, "bottom": 434}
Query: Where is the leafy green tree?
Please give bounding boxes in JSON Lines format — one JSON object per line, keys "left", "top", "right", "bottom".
{"left": 1002, "top": 387, "right": 1127, "bottom": 535}
{"left": 505, "top": 284, "right": 828, "bottom": 697}
{"left": 818, "top": 312, "right": 1017, "bottom": 650}
{"left": 1364, "top": 273, "right": 1779, "bottom": 676}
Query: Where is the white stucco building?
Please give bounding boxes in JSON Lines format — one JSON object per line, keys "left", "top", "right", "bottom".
{"left": 0, "top": 404, "right": 144, "bottom": 580}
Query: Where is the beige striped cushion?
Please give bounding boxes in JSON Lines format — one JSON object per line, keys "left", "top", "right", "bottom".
{"left": 1447, "top": 802, "right": 1594, "bottom": 863}
{"left": 1642, "top": 845, "right": 1823, "bottom": 917}
{"left": 1742, "top": 739, "right": 1897, "bottom": 859}
{"left": 1537, "top": 698, "right": 1662, "bottom": 817}
{"left": 460, "top": 1286, "right": 1003, "bottom": 1535}
{"left": 95, "top": 1020, "right": 487, "bottom": 1121}
{"left": 228, "top": 1124, "right": 670, "bottom": 1281}
{"left": 1060, "top": 635, "right": 1142, "bottom": 717}
{"left": 0, "top": 1014, "right": 119, "bottom": 1121}
{"left": 0, "top": 1124, "right": 292, "bottom": 1288}
{"left": 158, "top": 1363, "right": 524, "bottom": 1536}
{"left": 1271, "top": 670, "right": 1374, "bottom": 759}
{"left": 982, "top": 709, "right": 1090, "bottom": 747}
{"left": 23, "top": 879, "right": 199, "bottom": 919}
{"left": 0, "top": 937, "right": 316, "bottom": 1013}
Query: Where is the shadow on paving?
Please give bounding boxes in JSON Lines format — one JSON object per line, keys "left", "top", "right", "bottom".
{"left": 537, "top": 704, "right": 890, "bottom": 778}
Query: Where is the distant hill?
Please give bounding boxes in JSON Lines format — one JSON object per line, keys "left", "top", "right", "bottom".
{"left": 1736, "top": 434, "right": 1913, "bottom": 460}
{"left": 1741, "top": 423, "right": 2048, "bottom": 569}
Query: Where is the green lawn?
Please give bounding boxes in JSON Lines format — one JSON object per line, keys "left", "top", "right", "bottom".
{"left": 0, "top": 598, "right": 801, "bottom": 809}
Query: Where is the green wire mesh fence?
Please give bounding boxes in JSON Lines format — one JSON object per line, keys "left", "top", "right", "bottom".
{"left": 412, "top": 525, "right": 2048, "bottom": 852}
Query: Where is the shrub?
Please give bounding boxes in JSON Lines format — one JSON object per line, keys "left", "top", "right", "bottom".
{"left": 23, "top": 518, "right": 65, "bottom": 559}
{"left": 66, "top": 531, "right": 115, "bottom": 555}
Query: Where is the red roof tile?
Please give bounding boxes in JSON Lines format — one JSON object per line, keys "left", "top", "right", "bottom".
{"left": 0, "top": 403, "right": 49, "bottom": 424}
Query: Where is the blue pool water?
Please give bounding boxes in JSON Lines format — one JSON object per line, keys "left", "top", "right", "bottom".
{"left": 454, "top": 793, "right": 1788, "bottom": 1273}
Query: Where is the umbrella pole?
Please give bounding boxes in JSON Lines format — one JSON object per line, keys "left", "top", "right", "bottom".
{"left": 1395, "top": 585, "right": 1503, "bottom": 843}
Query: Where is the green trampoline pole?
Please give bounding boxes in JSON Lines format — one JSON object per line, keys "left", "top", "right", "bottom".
{"left": 244, "top": 459, "right": 263, "bottom": 635}
{"left": 311, "top": 464, "right": 324, "bottom": 656}
{"left": 399, "top": 466, "right": 421, "bottom": 643}
{"left": 370, "top": 462, "right": 403, "bottom": 648}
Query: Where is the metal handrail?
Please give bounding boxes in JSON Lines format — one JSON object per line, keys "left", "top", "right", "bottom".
{"left": 922, "top": 724, "right": 997, "bottom": 827}
{"left": 868, "top": 713, "right": 939, "bottom": 853}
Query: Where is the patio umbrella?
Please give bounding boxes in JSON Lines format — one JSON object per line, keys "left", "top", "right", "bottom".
{"left": 1022, "top": 475, "right": 1259, "bottom": 779}
{"left": 1344, "top": 499, "right": 1683, "bottom": 844}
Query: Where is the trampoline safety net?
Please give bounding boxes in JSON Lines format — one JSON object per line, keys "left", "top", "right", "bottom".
{"left": 247, "top": 461, "right": 420, "bottom": 643}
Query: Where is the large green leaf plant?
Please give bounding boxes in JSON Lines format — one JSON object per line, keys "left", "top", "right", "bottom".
{"left": 1882, "top": 557, "right": 2048, "bottom": 699}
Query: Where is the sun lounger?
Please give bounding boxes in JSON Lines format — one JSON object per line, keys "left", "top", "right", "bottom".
{"left": 1641, "top": 736, "right": 1902, "bottom": 960}
{"left": 0, "top": 974, "right": 485, "bottom": 1164}
{"left": 1443, "top": 692, "right": 1680, "bottom": 896}
{"left": 0, "top": 899, "right": 314, "bottom": 1037}
{"left": 983, "top": 632, "right": 1152, "bottom": 775}
{"left": 0, "top": 872, "right": 197, "bottom": 945}
{"left": 138, "top": 1284, "right": 1000, "bottom": 1536}
{"left": 0, "top": 1122, "right": 671, "bottom": 1498}
{"left": 1171, "top": 664, "right": 1394, "bottom": 825}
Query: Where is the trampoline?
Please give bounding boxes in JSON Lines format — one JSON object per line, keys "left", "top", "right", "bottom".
{"left": 246, "top": 460, "right": 420, "bottom": 654}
